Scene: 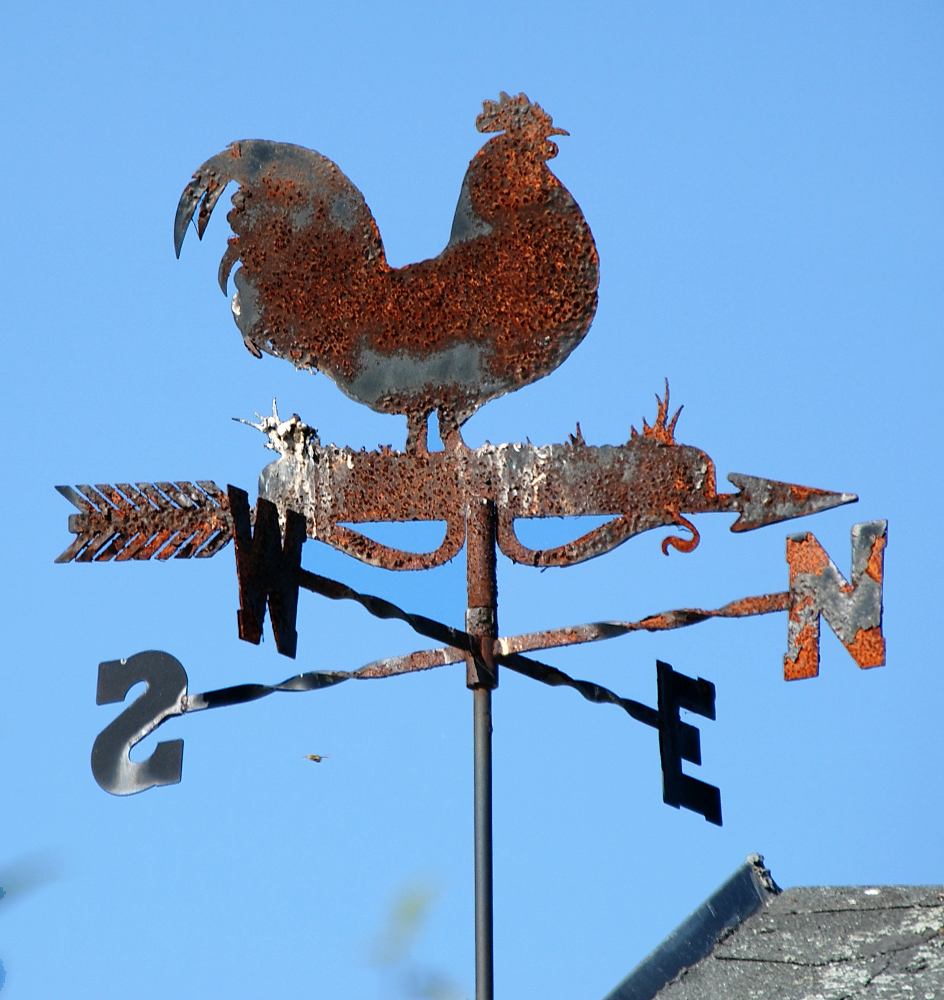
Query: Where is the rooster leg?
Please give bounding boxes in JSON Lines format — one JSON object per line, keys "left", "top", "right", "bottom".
{"left": 406, "top": 411, "right": 430, "bottom": 455}
{"left": 437, "top": 409, "right": 466, "bottom": 453}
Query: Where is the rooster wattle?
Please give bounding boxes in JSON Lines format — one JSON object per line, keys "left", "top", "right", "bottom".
{"left": 175, "top": 92, "right": 599, "bottom": 452}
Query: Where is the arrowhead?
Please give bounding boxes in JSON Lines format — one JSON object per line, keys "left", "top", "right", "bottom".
{"left": 727, "top": 473, "right": 857, "bottom": 532}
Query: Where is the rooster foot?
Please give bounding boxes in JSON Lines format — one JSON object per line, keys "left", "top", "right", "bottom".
{"left": 437, "top": 410, "right": 467, "bottom": 453}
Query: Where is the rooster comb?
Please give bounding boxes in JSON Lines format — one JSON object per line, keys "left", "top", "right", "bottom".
{"left": 476, "top": 92, "right": 565, "bottom": 137}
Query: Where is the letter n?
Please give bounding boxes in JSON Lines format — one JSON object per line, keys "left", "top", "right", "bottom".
{"left": 784, "top": 520, "right": 886, "bottom": 680}
{"left": 228, "top": 486, "right": 307, "bottom": 658}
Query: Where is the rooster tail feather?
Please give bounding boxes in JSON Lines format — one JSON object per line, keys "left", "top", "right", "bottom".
{"left": 174, "top": 140, "right": 386, "bottom": 267}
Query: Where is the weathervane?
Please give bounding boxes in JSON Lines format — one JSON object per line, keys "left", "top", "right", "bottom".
{"left": 57, "top": 93, "right": 886, "bottom": 1000}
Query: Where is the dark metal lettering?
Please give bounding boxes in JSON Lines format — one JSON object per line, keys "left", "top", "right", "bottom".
{"left": 228, "top": 486, "right": 306, "bottom": 658}
{"left": 657, "top": 660, "right": 721, "bottom": 826}
{"left": 91, "top": 651, "right": 187, "bottom": 796}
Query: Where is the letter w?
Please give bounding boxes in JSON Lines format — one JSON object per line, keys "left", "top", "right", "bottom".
{"left": 228, "top": 486, "right": 307, "bottom": 658}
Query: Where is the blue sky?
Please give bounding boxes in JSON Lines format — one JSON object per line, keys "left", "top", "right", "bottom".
{"left": 3, "top": 3, "right": 942, "bottom": 997}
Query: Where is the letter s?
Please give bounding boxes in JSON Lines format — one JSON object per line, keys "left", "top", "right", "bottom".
{"left": 91, "top": 651, "right": 187, "bottom": 795}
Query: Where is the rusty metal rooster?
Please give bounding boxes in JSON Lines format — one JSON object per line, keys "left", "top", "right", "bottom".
{"left": 174, "top": 92, "right": 599, "bottom": 452}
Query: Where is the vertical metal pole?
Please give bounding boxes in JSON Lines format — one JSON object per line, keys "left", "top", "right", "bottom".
{"left": 465, "top": 497, "right": 498, "bottom": 1000}
{"left": 472, "top": 687, "right": 494, "bottom": 1000}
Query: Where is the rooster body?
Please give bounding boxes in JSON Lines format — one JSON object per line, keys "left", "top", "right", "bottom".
{"left": 175, "top": 94, "right": 599, "bottom": 450}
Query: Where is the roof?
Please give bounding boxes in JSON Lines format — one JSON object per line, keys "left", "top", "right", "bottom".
{"left": 604, "top": 854, "right": 944, "bottom": 999}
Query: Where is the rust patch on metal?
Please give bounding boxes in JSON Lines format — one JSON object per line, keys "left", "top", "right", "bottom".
{"left": 786, "top": 533, "right": 831, "bottom": 576}
{"left": 176, "top": 93, "right": 599, "bottom": 450}
{"left": 846, "top": 626, "right": 886, "bottom": 668}
{"left": 465, "top": 497, "right": 498, "bottom": 688}
{"left": 866, "top": 532, "right": 886, "bottom": 583}
{"left": 784, "top": 621, "right": 821, "bottom": 681}
{"left": 717, "top": 593, "right": 792, "bottom": 617}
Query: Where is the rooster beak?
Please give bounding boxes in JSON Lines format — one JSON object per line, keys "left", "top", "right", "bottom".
{"left": 550, "top": 126, "right": 570, "bottom": 137}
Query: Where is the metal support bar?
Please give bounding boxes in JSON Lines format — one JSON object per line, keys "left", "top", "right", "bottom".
{"left": 466, "top": 497, "right": 498, "bottom": 1000}
{"left": 466, "top": 498, "right": 498, "bottom": 689}
{"left": 473, "top": 687, "right": 494, "bottom": 1000}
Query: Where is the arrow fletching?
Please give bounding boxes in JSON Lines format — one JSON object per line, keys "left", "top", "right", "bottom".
{"left": 55, "top": 481, "right": 233, "bottom": 563}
